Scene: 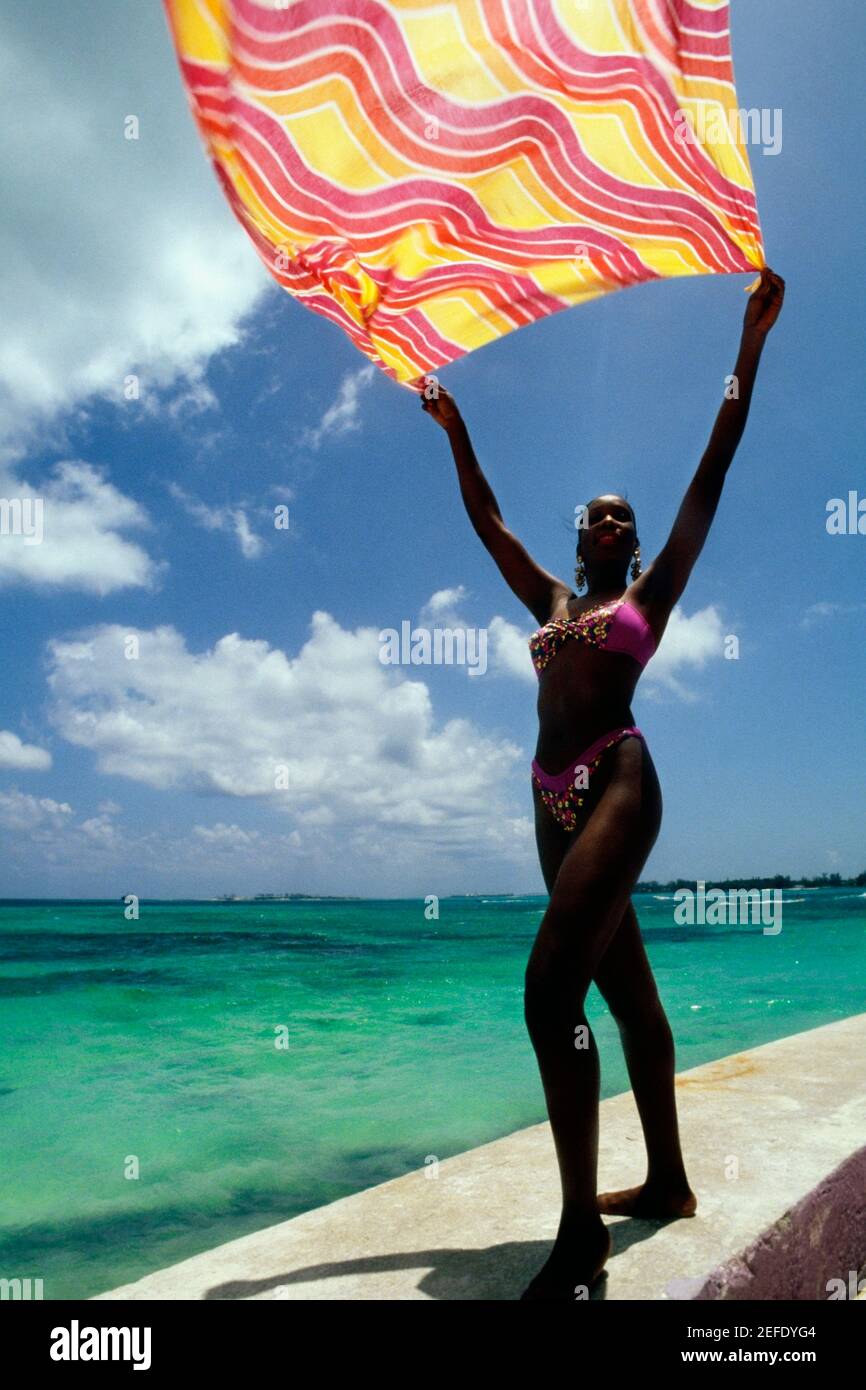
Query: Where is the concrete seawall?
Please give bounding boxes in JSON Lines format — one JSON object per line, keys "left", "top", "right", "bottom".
{"left": 96, "top": 1014, "right": 866, "bottom": 1300}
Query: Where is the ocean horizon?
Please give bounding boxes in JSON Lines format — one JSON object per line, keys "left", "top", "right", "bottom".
{"left": 2, "top": 887, "right": 864, "bottom": 1299}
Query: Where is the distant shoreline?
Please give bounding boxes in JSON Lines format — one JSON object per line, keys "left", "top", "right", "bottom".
{"left": 210, "top": 894, "right": 363, "bottom": 902}
{"left": 636, "top": 873, "right": 866, "bottom": 892}
{"left": 0, "top": 875, "right": 864, "bottom": 906}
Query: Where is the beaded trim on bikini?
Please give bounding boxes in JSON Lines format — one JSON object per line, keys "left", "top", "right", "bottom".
{"left": 528, "top": 599, "right": 624, "bottom": 674}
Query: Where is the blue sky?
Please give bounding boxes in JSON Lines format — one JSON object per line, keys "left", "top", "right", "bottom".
{"left": 0, "top": 0, "right": 864, "bottom": 897}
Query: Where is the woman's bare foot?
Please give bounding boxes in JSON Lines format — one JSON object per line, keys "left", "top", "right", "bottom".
{"left": 596, "top": 1181, "right": 697, "bottom": 1219}
{"left": 520, "top": 1213, "right": 612, "bottom": 1300}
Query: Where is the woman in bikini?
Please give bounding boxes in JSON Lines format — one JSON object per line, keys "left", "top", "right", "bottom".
{"left": 422, "top": 267, "right": 785, "bottom": 1300}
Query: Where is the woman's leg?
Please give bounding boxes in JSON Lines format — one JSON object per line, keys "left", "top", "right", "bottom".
{"left": 592, "top": 903, "right": 697, "bottom": 1216}
{"left": 523, "top": 736, "right": 662, "bottom": 1298}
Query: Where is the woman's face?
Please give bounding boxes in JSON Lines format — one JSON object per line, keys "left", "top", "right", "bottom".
{"left": 579, "top": 496, "right": 636, "bottom": 564}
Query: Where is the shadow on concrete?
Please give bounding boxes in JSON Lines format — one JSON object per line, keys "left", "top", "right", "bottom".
{"left": 202, "top": 1216, "right": 673, "bottom": 1300}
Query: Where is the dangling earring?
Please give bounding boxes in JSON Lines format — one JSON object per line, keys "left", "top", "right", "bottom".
{"left": 630, "top": 545, "right": 642, "bottom": 581}
{"left": 574, "top": 554, "right": 587, "bottom": 592}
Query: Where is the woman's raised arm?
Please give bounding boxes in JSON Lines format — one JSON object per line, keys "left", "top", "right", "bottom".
{"left": 637, "top": 268, "right": 785, "bottom": 612}
{"left": 422, "top": 382, "right": 569, "bottom": 625}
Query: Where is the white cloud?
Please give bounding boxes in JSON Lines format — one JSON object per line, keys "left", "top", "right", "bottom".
{"left": 45, "top": 612, "right": 524, "bottom": 860}
{"left": 801, "top": 601, "right": 866, "bottom": 629}
{"left": 0, "top": 790, "right": 123, "bottom": 863}
{"left": 232, "top": 512, "right": 264, "bottom": 560}
{"left": 77, "top": 813, "right": 120, "bottom": 847}
{"left": 193, "top": 823, "right": 261, "bottom": 849}
{"left": 0, "top": 5, "right": 268, "bottom": 450}
{"left": 488, "top": 616, "right": 536, "bottom": 681}
{"left": 166, "top": 381, "right": 220, "bottom": 420}
{"left": 168, "top": 483, "right": 264, "bottom": 559}
{"left": 0, "top": 730, "right": 52, "bottom": 770}
{"left": 0, "top": 789, "right": 72, "bottom": 831}
{"left": 301, "top": 365, "right": 375, "bottom": 449}
{"left": 423, "top": 586, "right": 468, "bottom": 616}
{"left": 643, "top": 605, "right": 728, "bottom": 699}
{"left": 419, "top": 586, "right": 469, "bottom": 628}
{"left": 0, "top": 459, "right": 157, "bottom": 593}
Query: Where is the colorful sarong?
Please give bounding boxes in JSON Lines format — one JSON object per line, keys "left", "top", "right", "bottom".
{"left": 164, "top": 0, "right": 764, "bottom": 383}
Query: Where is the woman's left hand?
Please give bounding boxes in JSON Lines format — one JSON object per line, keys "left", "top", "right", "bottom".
{"left": 744, "top": 267, "right": 785, "bottom": 336}
{"left": 419, "top": 379, "right": 462, "bottom": 431}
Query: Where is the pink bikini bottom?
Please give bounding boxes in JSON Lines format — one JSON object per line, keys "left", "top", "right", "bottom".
{"left": 531, "top": 726, "right": 646, "bottom": 832}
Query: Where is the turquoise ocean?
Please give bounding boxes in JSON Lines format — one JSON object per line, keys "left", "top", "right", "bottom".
{"left": 1, "top": 889, "right": 864, "bottom": 1300}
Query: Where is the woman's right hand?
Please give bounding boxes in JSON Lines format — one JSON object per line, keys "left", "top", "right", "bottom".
{"left": 420, "top": 377, "right": 462, "bottom": 431}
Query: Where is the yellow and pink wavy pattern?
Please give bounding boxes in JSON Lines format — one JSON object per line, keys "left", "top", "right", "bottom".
{"left": 163, "top": 0, "right": 764, "bottom": 383}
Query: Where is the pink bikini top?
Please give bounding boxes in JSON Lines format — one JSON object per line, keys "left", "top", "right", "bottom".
{"left": 528, "top": 597, "right": 656, "bottom": 677}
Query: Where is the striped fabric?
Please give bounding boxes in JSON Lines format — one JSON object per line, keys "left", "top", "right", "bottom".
{"left": 163, "top": 0, "right": 764, "bottom": 384}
